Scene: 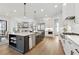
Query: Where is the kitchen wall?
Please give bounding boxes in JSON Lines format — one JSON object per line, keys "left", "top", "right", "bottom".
{"left": 43, "top": 17, "right": 54, "bottom": 28}
{"left": 72, "top": 4, "right": 79, "bottom": 33}
{"left": 61, "top": 3, "right": 79, "bottom": 34}
{"left": 61, "top": 3, "right": 75, "bottom": 33}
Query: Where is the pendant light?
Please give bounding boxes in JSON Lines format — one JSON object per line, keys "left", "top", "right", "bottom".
{"left": 24, "top": 3, "right": 26, "bottom": 17}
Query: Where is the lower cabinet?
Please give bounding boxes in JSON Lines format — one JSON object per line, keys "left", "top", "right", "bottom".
{"left": 35, "top": 31, "right": 45, "bottom": 45}
{"left": 9, "top": 31, "right": 45, "bottom": 54}
{"left": 9, "top": 34, "right": 29, "bottom": 54}
{"left": 17, "top": 36, "right": 25, "bottom": 52}
{"left": 29, "top": 34, "right": 35, "bottom": 49}
{"left": 36, "top": 35, "right": 40, "bottom": 45}
{"left": 24, "top": 36, "right": 29, "bottom": 52}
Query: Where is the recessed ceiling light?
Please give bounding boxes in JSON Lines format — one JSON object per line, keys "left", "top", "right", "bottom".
{"left": 54, "top": 5, "right": 58, "bottom": 8}
{"left": 13, "top": 10, "right": 16, "bottom": 12}
{"left": 24, "top": 16, "right": 26, "bottom": 18}
{"left": 63, "top": 3, "right": 67, "bottom": 6}
{"left": 45, "top": 14, "right": 47, "bottom": 16}
{"left": 34, "top": 10, "right": 37, "bottom": 14}
{"left": 41, "top": 9, "right": 44, "bottom": 12}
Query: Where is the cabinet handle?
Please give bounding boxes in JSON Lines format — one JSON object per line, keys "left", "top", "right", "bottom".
{"left": 75, "top": 49, "right": 79, "bottom": 53}
{"left": 71, "top": 50, "right": 74, "bottom": 55}
{"left": 19, "top": 39, "right": 22, "bottom": 40}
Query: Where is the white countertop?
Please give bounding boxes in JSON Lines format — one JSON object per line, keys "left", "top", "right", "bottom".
{"left": 9, "top": 30, "right": 44, "bottom": 36}
{"left": 65, "top": 35, "right": 79, "bottom": 45}
{"left": 9, "top": 32, "right": 36, "bottom": 36}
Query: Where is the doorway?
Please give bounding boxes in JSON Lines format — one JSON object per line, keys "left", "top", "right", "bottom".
{"left": 54, "top": 18, "right": 59, "bottom": 36}
{"left": 0, "top": 20, "right": 8, "bottom": 45}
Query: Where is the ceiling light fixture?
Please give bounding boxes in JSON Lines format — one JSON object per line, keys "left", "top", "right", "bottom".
{"left": 54, "top": 5, "right": 58, "bottom": 8}
{"left": 34, "top": 10, "right": 37, "bottom": 14}
{"left": 13, "top": 10, "right": 16, "bottom": 12}
{"left": 24, "top": 3, "right": 26, "bottom": 17}
{"left": 45, "top": 14, "right": 47, "bottom": 17}
{"left": 63, "top": 3, "right": 67, "bottom": 6}
{"left": 41, "top": 9, "right": 44, "bottom": 12}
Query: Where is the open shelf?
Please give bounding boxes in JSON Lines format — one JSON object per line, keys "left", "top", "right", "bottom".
{"left": 9, "top": 34, "right": 17, "bottom": 47}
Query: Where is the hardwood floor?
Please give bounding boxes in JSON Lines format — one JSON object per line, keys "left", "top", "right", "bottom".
{"left": 0, "top": 36, "right": 64, "bottom": 55}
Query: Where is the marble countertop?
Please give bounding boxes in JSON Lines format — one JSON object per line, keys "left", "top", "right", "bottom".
{"left": 65, "top": 35, "right": 79, "bottom": 45}
{"left": 9, "top": 31, "right": 43, "bottom": 36}
{"left": 9, "top": 32, "right": 37, "bottom": 36}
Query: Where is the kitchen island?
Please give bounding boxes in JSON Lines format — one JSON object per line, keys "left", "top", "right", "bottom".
{"left": 9, "top": 31, "right": 45, "bottom": 54}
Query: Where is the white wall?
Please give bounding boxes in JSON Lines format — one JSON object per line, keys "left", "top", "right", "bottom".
{"left": 43, "top": 17, "right": 54, "bottom": 28}
{"left": 54, "top": 14, "right": 62, "bottom": 35}
{"left": 43, "top": 12, "right": 62, "bottom": 36}
{"left": 72, "top": 4, "right": 79, "bottom": 33}
{"left": 62, "top": 3, "right": 75, "bottom": 19}
{"left": 61, "top": 3, "right": 79, "bottom": 34}
{"left": 61, "top": 3, "right": 75, "bottom": 33}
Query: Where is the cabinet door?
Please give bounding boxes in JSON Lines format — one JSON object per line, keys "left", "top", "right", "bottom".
{"left": 36, "top": 35, "right": 39, "bottom": 45}
{"left": 31, "top": 34, "right": 35, "bottom": 47}
{"left": 29, "top": 35, "right": 32, "bottom": 49}
{"left": 17, "top": 36, "right": 24, "bottom": 52}
{"left": 24, "top": 36, "right": 29, "bottom": 52}
{"left": 41, "top": 32, "right": 45, "bottom": 40}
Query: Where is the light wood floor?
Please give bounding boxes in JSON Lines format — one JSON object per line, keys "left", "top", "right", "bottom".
{"left": 0, "top": 36, "right": 65, "bottom": 55}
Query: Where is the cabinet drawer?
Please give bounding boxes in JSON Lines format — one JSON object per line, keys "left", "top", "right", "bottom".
{"left": 24, "top": 36, "right": 29, "bottom": 52}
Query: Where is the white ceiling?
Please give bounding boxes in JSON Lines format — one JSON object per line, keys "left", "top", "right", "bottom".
{"left": 0, "top": 3, "right": 62, "bottom": 18}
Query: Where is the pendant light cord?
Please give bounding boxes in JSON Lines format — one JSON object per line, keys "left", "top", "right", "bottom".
{"left": 24, "top": 3, "right": 26, "bottom": 17}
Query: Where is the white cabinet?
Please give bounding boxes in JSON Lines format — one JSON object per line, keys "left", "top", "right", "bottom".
{"left": 75, "top": 4, "right": 79, "bottom": 24}
{"left": 29, "top": 34, "right": 35, "bottom": 49}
